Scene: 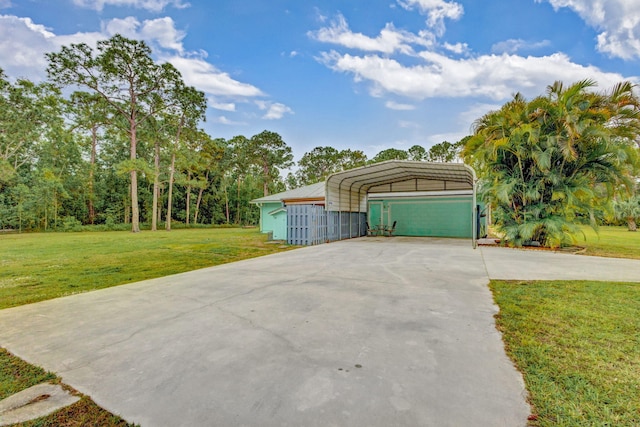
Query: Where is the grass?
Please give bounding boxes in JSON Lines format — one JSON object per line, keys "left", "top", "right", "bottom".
{"left": 577, "top": 226, "right": 640, "bottom": 259}
{"left": 0, "top": 227, "right": 293, "bottom": 426}
{"left": 0, "top": 228, "right": 294, "bottom": 309}
{"left": 1, "top": 348, "right": 134, "bottom": 426}
{"left": 491, "top": 280, "right": 640, "bottom": 426}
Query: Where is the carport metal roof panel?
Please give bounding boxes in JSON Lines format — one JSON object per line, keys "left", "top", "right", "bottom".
{"left": 325, "top": 160, "right": 476, "bottom": 212}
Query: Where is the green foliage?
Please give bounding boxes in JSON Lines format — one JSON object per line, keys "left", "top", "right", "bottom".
{"left": 464, "top": 80, "right": 640, "bottom": 248}
{"left": 614, "top": 195, "right": 640, "bottom": 231}
{"left": 0, "top": 35, "right": 295, "bottom": 231}
{"left": 295, "top": 146, "right": 367, "bottom": 185}
{"left": 407, "top": 144, "right": 426, "bottom": 161}
{"left": 247, "top": 130, "right": 294, "bottom": 196}
{"left": 62, "top": 215, "right": 83, "bottom": 231}
{"left": 369, "top": 148, "right": 409, "bottom": 163}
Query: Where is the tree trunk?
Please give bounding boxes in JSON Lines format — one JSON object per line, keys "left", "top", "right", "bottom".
{"left": 224, "top": 185, "right": 230, "bottom": 224}
{"left": 186, "top": 171, "right": 192, "bottom": 225}
{"left": 130, "top": 120, "right": 140, "bottom": 233}
{"left": 166, "top": 151, "right": 176, "bottom": 231}
{"left": 166, "top": 117, "right": 185, "bottom": 231}
{"left": 157, "top": 187, "right": 163, "bottom": 226}
{"left": 124, "top": 184, "right": 130, "bottom": 224}
{"left": 263, "top": 163, "right": 269, "bottom": 196}
{"left": 88, "top": 125, "right": 97, "bottom": 225}
{"left": 236, "top": 176, "right": 241, "bottom": 224}
{"left": 53, "top": 190, "right": 58, "bottom": 230}
{"left": 151, "top": 139, "right": 160, "bottom": 231}
{"left": 194, "top": 171, "right": 208, "bottom": 225}
{"left": 628, "top": 217, "right": 637, "bottom": 232}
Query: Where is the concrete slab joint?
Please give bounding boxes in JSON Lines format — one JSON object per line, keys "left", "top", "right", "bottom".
{"left": 0, "top": 382, "right": 80, "bottom": 426}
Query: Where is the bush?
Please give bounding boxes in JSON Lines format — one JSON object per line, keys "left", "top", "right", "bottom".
{"left": 61, "top": 216, "right": 83, "bottom": 232}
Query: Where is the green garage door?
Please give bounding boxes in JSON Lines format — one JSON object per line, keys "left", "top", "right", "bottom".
{"left": 368, "top": 196, "right": 472, "bottom": 238}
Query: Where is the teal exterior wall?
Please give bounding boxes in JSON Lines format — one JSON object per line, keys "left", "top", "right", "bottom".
{"left": 259, "top": 202, "right": 287, "bottom": 240}
{"left": 368, "top": 196, "right": 473, "bottom": 238}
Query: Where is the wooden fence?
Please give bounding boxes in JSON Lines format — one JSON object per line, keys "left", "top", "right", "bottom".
{"left": 287, "top": 205, "right": 366, "bottom": 245}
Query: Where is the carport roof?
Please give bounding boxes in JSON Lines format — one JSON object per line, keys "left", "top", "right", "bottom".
{"left": 325, "top": 160, "right": 476, "bottom": 212}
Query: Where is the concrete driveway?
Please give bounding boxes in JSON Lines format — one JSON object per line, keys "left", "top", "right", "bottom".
{"left": 2, "top": 237, "right": 638, "bottom": 426}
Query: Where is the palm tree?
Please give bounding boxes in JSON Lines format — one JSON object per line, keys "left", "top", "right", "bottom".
{"left": 463, "top": 80, "right": 640, "bottom": 248}
{"left": 615, "top": 195, "right": 640, "bottom": 231}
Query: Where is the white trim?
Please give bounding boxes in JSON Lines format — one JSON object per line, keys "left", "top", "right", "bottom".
{"left": 368, "top": 190, "right": 472, "bottom": 199}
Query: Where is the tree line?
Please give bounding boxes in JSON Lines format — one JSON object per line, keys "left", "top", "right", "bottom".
{"left": 5, "top": 34, "right": 636, "bottom": 243}
{"left": 0, "top": 34, "right": 461, "bottom": 232}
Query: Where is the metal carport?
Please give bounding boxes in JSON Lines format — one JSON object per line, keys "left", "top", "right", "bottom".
{"left": 325, "top": 160, "right": 478, "bottom": 247}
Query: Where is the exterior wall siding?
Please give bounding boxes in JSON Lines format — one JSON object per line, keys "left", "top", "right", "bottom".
{"left": 259, "top": 202, "right": 287, "bottom": 239}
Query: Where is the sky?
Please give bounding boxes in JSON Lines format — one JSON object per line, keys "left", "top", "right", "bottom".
{"left": 1, "top": 0, "right": 640, "bottom": 162}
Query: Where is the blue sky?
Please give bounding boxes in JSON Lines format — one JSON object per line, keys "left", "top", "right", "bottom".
{"left": 1, "top": 0, "right": 640, "bottom": 161}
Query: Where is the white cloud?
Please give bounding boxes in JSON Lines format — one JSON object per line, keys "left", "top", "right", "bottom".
{"left": 72, "top": 0, "right": 189, "bottom": 13}
{"left": 139, "top": 17, "right": 185, "bottom": 52}
{"left": 0, "top": 15, "right": 57, "bottom": 79}
{"left": 209, "top": 99, "right": 236, "bottom": 112}
{"left": 214, "top": 115, "right": 246, "bottom": 126}
{"left": 491, "top": 38, "right": 551, "bottom": 54}
{"left": 538, "top": 0, "right": 640, "bottom": 59}
{"left": 0, "top": 13, "right": 266, "bottom": 103}
{"left": 319, "top": 50, "right": 632, "bottom": 101}
{"left": 256, "top": 101, "right": 294, "bottom": 120}
{"left": 169, "top": 55, "right": 264, "bottom": 97}
{"left": 443, "top": 41, "right": 469, "bottom": 55}
{"left": 386, "top": 100, "right": 416, "bottom": 110}
{"left": 0, "top": 0, "right": 11, "bottom": 9}
{"left": 398, "top": 120, "right": 421, "bottom": 128}
{"left": 397, "top": 0, "right": 464, "bottom": 36}
{"left": 309, "top": 13, "right": 434, "bottom": 55}
{"left": 100, "top": 16, "right": 185, "bottom": 52}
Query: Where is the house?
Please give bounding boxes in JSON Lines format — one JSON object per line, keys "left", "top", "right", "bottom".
{"left": 251, "top": 160, "right": 481, "bottom": 247}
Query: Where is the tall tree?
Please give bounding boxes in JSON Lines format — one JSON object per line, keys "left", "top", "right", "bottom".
{"left": 296, "top": 146, "right": 367, "bottom": 185}
{"left": 428, "top": 141, "right": 459, "bottom": 162}
{"left": 227, "top": 135, "right": 252, "bottom": 224}
{"left": 463, "top": 80, "right": 640, "bottom": 247}
{"left": 0, "top": 70, "right": 62, "bottom": 184}
{"left": 296, "top": 146, "right": 340, "bottom": 185}
{"left": 408, "top": 145, "right": 427, "bottom": 161}
{"left": 338, "top": 148, "right": 367, "bottom": 170}
{"left": 248, "top": 130, "right": 293, "bottom": 196}
{"left": 47, "top": 34, "right": 185, "bottom": 232}
{"left": 164, "top": 84, "right": 207, "bottom": 231}
{"left": 192, "top": 135, "right": 224, "bottom": 224}
{"left": 68, "top": 92, "right": 111, "bottom": 224}
{"left": 369, "top": 148, "right": 408, "bottom": 163}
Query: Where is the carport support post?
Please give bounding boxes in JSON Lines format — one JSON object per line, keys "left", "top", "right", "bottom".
{"left": 472, "top": 180, "right": 477, "bottom": 249}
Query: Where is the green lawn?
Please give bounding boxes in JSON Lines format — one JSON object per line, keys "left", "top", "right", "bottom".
{"left": 0, "top": 228, "right": 292, "bottom": 426}
{"left": 0, "top": 228, "right": 293, "bottom": 309}
{"left": 578, "top": 226, "right": 640, "bottom": 259}
{"left": 491, "top": 280, "right": 640, "bottom": 426}
{"left": 0, "top": 348, "right": 134, "bottom": 426}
